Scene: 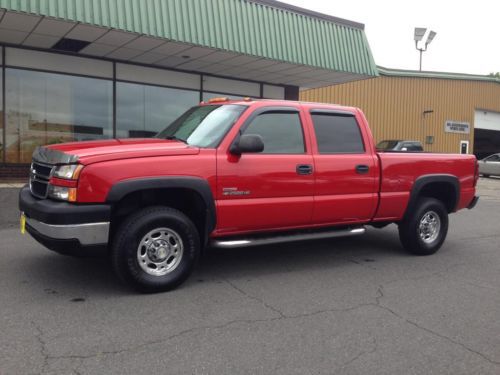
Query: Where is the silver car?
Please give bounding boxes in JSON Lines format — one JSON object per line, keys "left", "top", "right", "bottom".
{"left": 479, "top": 153, "right": 500, "bottom": 177}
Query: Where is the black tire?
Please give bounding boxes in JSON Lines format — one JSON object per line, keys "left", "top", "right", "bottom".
{"left": 111, "top": 206, "right": 200, "bottom": 293}
{"left": 482, "top": 174, "right": 490, "bottom": 178}
{"left": 398, "top": 198, "right": 448, "bottom": 256}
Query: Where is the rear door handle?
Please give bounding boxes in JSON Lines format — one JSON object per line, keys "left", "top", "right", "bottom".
{"left": 296, "top": 164, "right": 313, "bottom": 175}
{"left": 355, "top": 164, "right": 369, "bottom": 174}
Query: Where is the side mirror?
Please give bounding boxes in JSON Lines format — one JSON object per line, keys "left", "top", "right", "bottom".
{"left": 231, "top": 134, "right": 264, "bottom": 155}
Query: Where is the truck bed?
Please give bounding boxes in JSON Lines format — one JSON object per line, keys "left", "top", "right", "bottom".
{"left": 374, "top": 152, "right": 477, "bottom": 221}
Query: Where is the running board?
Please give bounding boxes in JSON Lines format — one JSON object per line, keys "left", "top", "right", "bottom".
{"left": 210, "top": 226, "right": 366, "bottom": 249}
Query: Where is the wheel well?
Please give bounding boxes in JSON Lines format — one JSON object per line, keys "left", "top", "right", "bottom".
{"left": 418, "top": 182, "right": 457, "bottom": 213}
{"left": 110, "top": 188, "right": 208, "bottom": 244}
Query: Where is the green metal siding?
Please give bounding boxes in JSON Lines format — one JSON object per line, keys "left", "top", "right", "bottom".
{"left": 0, "top": 0, "right": 378, "bottom": 76}
{"left": 378, "top": 66, "right": 500, "bottom": 84}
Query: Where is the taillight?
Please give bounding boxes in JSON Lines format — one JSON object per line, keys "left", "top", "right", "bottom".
{"left": 473, "top": 159, "right": 479, "bottom": 187}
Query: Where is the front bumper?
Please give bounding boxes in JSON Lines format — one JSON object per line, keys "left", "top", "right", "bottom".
{"left": 25, "top": 216, "right": 109, "bottom": 245}
{"left": 19, "top": 186, "right": 111, "bottom": 253}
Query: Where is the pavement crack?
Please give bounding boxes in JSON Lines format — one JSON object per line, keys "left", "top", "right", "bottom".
{"left": 32, "top": 321, "right": 50, "bottom": 374}
{"left": 373, "top": 286, "right": 500, "bottom": 366}
{"left": 381, "top": 263, "right": 467, "bottom": 287}
{"left": 339, "top": 337, "right": 378, "bottom": 371}
{"left": 401, "top": 318, "right": 500, "bottom": 366}
{"left": 375, "top": 285, "right": 384, "bottom": 304}
{"left": 462, "top": 280, "right": 498, "bottom": 292}
{"left": 44, "top": 283, "right": 500, "bottom": 368}
{"left": 43, "top": 302, "right": 378, "bottom": 362}
{"left": 224, "top": 278, "right": 286, "bottom": 318}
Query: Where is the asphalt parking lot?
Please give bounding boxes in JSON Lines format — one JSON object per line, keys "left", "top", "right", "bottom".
{"left": 1, "top": 178, "right": 499, "bottom": 374}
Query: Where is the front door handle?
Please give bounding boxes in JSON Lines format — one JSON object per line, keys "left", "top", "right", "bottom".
{"left": 355, "top": 164, "right": 369, "bottom": 174}
{"left": 296, "top": 164, "right": 313, "bottom": 175}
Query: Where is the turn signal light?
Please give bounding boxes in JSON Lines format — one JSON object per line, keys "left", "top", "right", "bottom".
{"left": 68, "top": 188, "right": 78, "bottom": 202}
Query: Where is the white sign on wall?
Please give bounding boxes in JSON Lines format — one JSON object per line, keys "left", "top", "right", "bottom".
{"left": 445, "top": 120, "right": 470, "bottom": 134}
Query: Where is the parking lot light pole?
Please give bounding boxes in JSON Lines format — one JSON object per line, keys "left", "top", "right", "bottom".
{"left": 414, "top": 28, "right": 437, "bottom": 71}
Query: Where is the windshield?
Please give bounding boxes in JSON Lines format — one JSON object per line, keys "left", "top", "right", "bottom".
{"left": 156, "top": 104, "right": 247, "bottom": 147}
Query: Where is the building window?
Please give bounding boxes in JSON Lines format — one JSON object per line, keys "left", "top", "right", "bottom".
{"left": 5, "top": 68, "right": 112, "bottom": 163}
{"left": 116, "top": 82, "right": 199, "bottom": 138}
{"left": 202, "top": 76, "right": 260, "bottom": 98}
{"left": 311, "top": 113, "right": 365, "bottom": 153}
{"left": 242, "top": 111, "right": 305, "bottom": 154}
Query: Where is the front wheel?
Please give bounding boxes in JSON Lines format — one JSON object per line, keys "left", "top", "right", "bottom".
{"left": 398, "top": 198, "right": 449, "bottom": 256}
{"left": 111, "top": 206, "right": 200, "bottom": 292}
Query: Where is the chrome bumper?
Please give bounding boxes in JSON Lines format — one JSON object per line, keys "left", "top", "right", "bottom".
{"left": 25, "top": 215, "right": 110, "bottom": 246}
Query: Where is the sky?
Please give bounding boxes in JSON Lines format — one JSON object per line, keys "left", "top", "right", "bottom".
{"left": 280, "top": 0, "right": 500, "bottom": 75}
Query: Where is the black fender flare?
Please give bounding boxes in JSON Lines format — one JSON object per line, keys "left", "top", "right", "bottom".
{"left": 106, "top": 176, "right": 216, "bottom": 235}
{"left": 404, "top": 174, "right": 460, "bottom": 216}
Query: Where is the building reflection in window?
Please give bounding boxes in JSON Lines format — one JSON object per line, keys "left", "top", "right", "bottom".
{"left": 5, "top": 68, "right": 112, "bottom": 163}
{"left": 116, "top": 82, "right": 198, "bottom": 139}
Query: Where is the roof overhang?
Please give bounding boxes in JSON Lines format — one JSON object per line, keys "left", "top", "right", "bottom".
{"left": 0, "top": 0, "right": 378, "bottom": 88}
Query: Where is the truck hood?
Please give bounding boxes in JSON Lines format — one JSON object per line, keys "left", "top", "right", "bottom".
{"left": 33, "top": 139, "right": 200, "bottom": 165}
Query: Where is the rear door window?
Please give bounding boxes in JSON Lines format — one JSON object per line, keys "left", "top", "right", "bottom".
{"left": 310, "top": 113, "right": 365, "bottom": 153}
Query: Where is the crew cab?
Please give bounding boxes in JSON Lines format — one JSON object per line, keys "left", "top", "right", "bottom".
{"left": 19, "top": 98, "right": 479, "bottom": 292}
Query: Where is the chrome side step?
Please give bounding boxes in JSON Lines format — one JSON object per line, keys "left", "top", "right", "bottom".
{"left": 210, "top": 226, "right": 366, "bottom": 249}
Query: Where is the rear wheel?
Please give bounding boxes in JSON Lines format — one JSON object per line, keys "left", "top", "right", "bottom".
{"left": 398, "top": 198, "right": 448, "bottom": 255}
{"left": 111, "top": 206, "right": 200, "bottom": 292}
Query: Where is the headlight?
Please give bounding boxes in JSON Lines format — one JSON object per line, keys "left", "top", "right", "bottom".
{"left": 52, "top": 164, "right": 83, "bottom": 180}
{"left": 48, "top": 185, "right": 77, "bottom": 202}
{"left": 48, "top": 164, "right": 82, "bottom": 201}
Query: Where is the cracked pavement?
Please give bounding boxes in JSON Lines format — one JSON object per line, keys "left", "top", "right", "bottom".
{"left": 1, "top": 178, "right": 499, "bottom": 374}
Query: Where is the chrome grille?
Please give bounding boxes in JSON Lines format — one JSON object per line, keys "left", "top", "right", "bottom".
{"left": 29, "top": 161, "right": 54, "bottom": 199}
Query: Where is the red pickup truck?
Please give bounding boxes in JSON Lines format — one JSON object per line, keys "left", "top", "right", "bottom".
{"left": 19, "top": 98, "right": 479, "bottom": 292}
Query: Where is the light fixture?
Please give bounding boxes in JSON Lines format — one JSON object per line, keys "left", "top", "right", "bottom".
{"left": 426, "top": 31, "right": 437, "bottom": 46}
{"left": 414, "top": 27, "right": 426, "bottom": 42}
{"left": 414, "top": 28, "right": 437, "bottom": 71}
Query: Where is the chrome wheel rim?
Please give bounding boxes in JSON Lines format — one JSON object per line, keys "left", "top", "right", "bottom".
{"left": 418, "top": 211, "right": 441, "bottom": 244}
{"left": 137, "top": 227, "right": 183, "bottom": 276}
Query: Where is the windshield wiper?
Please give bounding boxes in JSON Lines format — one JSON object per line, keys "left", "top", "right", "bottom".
{"left": 165, "top": 135, "right": 187, "bottom": 144}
